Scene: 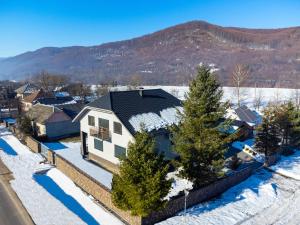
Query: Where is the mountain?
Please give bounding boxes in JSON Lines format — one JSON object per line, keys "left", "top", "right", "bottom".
{"left": 1, "top": 21, "right": 300, "bottom": 87}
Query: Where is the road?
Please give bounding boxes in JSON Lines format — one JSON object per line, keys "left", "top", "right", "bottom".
{"left": 0, "top": 159, "right": 34, "bottom": 225}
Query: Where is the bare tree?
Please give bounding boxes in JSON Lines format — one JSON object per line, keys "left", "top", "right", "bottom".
{"left": 34, "top": 70, "right": 68, "bottom": 91}
{"left": 253, "top": 89, "right": 264, "bottom": 111}
{"left": 231, "top": 64, "right": 250, "bottom": 107}
{"left": 95, "top": 85, "right": 109, "bottom": 97}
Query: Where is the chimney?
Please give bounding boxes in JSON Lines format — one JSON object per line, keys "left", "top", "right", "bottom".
{"left": 138, "top": 87, "right": 144, "bottom": 97}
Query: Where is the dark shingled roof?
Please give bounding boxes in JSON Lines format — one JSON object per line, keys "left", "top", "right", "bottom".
{"left": 35, "top": 96, "right": 75, "bottom": 105}
{"left": 235, "top": 105, "right": 258, "bottom": 124}
{"left": 57, "top": 103, "right": 85, "bottom": 119}
{"left": 87, "top": 89, "right": 182, "bottom": 135}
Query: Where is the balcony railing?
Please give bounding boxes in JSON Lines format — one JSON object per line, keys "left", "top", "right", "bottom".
{"left": 89, "top": 126, "right": 111, "bottom": 141}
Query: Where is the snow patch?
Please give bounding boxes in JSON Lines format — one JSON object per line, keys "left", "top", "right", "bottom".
{"left": 129, "top": 107, "right": 183, "bottom": 132}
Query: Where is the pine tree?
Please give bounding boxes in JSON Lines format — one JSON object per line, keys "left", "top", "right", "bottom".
{"left": 172, "top": 65, "right": 229, "bottom": 187}
{"left": 111, "top": 130, "right": 171, "bottom": 217}
{"left": 285, "top": 102, "right": 300, "bottom": 147}
{"left": 255, "top": 106, "right": 280, "bottom": 156}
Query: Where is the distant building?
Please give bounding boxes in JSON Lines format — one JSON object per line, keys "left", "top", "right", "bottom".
{"left": 74, "top": 89, "right": 182, "bottom": 172}
{"left": 21, "top": 89, "right": 54, "bottom": 112}
{"left": 26, "top": 103, "right": 83, "bottom": 140}
{"left": 15, "top": 83, "right": 39, "bottom": 99}
{"left": 234, "top": 105, "right": 261, "bottom": 126}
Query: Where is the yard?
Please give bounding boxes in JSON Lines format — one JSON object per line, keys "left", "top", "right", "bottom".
{"left": 0, "top": 125, "right": 123, "bottom": 225}
{"left": 2, "top": 124, "right": 300, "bottom": 225}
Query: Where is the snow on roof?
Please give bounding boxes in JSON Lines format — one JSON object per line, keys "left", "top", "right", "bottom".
{"left": 129, "top": 106, "right": 183, "bottom": 132}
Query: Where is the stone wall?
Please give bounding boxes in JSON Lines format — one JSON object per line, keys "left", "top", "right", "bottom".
{"left": 88, "top": 152, "right": 120, "bottom": 174}
{"left": 52, "top": 153, "right": 142, "bottom": 225}
{"left": 49, "top": 149, "right": 260, "bottom": 225}
{"left": 25, "top": 136, "right": 41, "bottom": 153}
{"left": 143, "top": 163, "right": 260, "bottom": 224}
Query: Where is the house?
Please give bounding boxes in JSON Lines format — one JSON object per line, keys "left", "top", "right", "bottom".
{"left": 35, "top": 96, "right": 77, "bottom": 106}
{"left": 21, "top": 89, "right": 54, "bottom": 112}
{"left": 26, "top": 103, "right": 81, "bottom": 140}
{"left": 234, "top": 105, "right": 261, "bottom": 126}
{"left": 15, "top": 83, "right": 39, "bottom": 99}
{"left": 73, "top": 89, "right": 182, "bottom": 172}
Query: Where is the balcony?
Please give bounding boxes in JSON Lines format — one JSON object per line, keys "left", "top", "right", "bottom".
{"left": 89, "top": 126, "right": 111, "bottom": 141}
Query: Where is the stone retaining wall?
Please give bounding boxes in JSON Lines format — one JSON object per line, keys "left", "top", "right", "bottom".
{"left": 48, "top": 149, "right": 260, "bottom": 225}
{"left": 25, "top": 136, "right": 41, "bottom": 153}
{"left": 144, "top": 163, "right": 259, "bottom": 224}
{"left": 50, "top": 151, "right": 141, "bottom": 225}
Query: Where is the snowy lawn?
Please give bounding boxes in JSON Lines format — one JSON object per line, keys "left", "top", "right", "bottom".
{"left": 158, "top": 169, "right": 300, "bottom": 225}
{"left": 57, "top": 142, "right": 113, "bottom": 189}
{"left": 270, "top": 150, "right": 300, "bottom": 180}
{"left": 0, "top": 126, "right": 122, "bottom": 225}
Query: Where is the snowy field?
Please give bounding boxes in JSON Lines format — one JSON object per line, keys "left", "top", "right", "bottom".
{"left": 0, "top": 126, "right": 123, "bottom": 225}
{"left": 144, "top": 86, "right": 300, "bottom": 109}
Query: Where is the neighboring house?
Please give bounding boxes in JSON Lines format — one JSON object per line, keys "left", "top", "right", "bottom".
{"left": 26, "top": 103, "right": 80, "bottom": 140}
{"left": 21, "top": 89, "right": 54, "bottom": 112}
{"left": 73, "top": 89, "right": 182, "bottom": 172}
{"left": 227, "top": 105, "right": 261, "bottom": 127}
{"left": 220, "top": 119, "right": 253, "bottom": 141}
{"left": 15, "top": 83, "right": 39, "bottom": 99}
{"left": 35, "top": 96, "right": 77, "bottom": 106}
{"left": 235, "top": 105, "right": 261, "bottom": 126}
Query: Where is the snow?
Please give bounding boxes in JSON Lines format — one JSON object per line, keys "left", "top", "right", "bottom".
{"left": 39, "top": 168, "right": 123, "bottom": 225}
{"left": 158, "top": 169, "right": 300, "bottom": 225}
{"left": 165, "top": 170, "right": 193, "bottom": 200}
{"left": 56, "top": 142, "right": 113, "bottom": 189}
{"left": 143, "top": 86, "right": 299, "bottom": 108}
{"left": 0, "top": 126, "right": 122, "bottom": 225}
{"left": 129, "top": 106, "right": 183, "bottom": 132}
{"left": 270, "top": 150, "right": 300, "bottom": 180}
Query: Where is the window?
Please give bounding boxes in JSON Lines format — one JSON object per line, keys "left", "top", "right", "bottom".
{"left": 99, "top": 118, "right": 109, "bottom": 129}
{"left": 94, "top": 138, "right": 103, "bottom": 151}
{"left": 88, "top": 115, "right": 95, "bottom": 126}
{"left": 113, "top": 122, "right": 122, "bottom": 135}
{"left": 114, "top": 145, "right": 126, "bottom": 158}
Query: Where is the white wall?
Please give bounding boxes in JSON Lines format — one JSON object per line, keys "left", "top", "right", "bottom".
{"left": 80, "top": 108, "right": 134, "bottom": 165}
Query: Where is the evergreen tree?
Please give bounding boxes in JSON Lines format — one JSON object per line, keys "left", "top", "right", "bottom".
{"left": 285, "top": 102, "right": 300, "bottom": 147}
{"left": 255, "top": 106, "right": 280, "bottom": 156}
{"left": 172, "top": 65, "right": 229, "bottom": 187}
{"left": 17, "top": 115, "right": 32, "bottom": 135}
{"left": 111, "top": 130, "right": 171, "bottom": 217}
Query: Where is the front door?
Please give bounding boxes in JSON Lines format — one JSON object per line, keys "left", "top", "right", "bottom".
{"left": 82, "top": 131, "right": 88, "bottom": 157}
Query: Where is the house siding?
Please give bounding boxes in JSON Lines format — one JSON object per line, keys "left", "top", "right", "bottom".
{"left": 45, "top": 120, "right": 80, "bottom": 139}
{"left": 80, "top": 109, "right": 134, "bottom": 165}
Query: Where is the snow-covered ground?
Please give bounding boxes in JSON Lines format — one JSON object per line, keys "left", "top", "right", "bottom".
{"left": 56, "top": 142, "right": 113, "bottom": 189}
{"left": 144, "top": 86, "right": 300, "bottom": 106}
{"left": 0, "top": 126, "right": 122, "bottom": 225}
{"left": 270, "top": 150, "right": 300, "bottom": 180}
{"left": 158, "top": 169, "right": 300, "bottom": 225}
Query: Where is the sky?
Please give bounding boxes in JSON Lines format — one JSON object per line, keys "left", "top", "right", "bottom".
{"left": 0, "top": 0, "right": 300, "bottom": 57}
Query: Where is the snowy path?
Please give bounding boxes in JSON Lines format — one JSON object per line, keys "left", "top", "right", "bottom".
{"left": 158, "top": 169, "right": 300, "bottom": 225}
{"left": 0, "top": 126, "right": 123, "bottom": 225}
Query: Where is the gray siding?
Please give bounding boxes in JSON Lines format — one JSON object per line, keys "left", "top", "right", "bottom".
{"left": 45, "top": 121, "right": 80, "bottom": 138}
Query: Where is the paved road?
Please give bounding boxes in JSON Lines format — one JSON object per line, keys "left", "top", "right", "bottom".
{"left": 0, "top": 159, "right": 34, "bottom": 225}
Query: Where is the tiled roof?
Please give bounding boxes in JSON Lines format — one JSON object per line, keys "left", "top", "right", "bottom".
{"left": 86, "top": 89, "right": 182, "bottom": 134}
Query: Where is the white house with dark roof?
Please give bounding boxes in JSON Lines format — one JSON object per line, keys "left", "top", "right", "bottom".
{"left": 73, "top": 89, "right": 182, "bottom": 172}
